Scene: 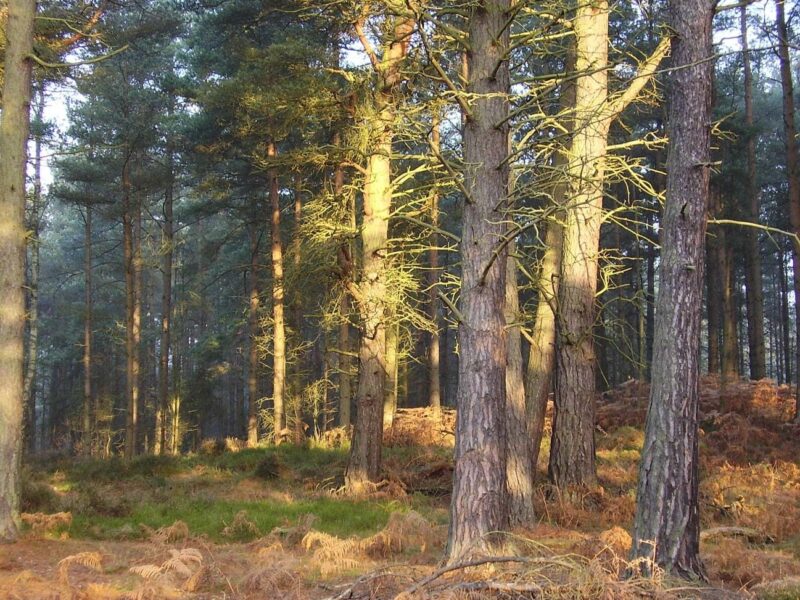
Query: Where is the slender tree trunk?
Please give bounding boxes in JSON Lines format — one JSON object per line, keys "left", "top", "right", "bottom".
{"left": 155, "top": 152, "right": 174, "bottom": 455}
{"left": 720, "top": 229, "right": 739, "bottom": 383}
{"left": 505, "top": 246, "right": 535, "bottom": 526}
{"left": 83, "top": 206, "right": 94, "bottom": 453}
{"left": 24, "top": 87, "right": 43, "bottom": 453}
{"left": 740, "top": 6, "right": 766, "bottom": 380}
{"left": 630, "top": 0, "right": 713, "bottom": 577}
{"left": 776, "top": 0, "right": 800, "bottom": 422}
{"left": 706, "top": 232, "right": 722, "bottom": 374}
{"left": 247, "top": 223, "right": 260, "bottom": 446}
{"left": 550, "top": 0, "right": 609, "bottom": 489}
{"left": 446, "top": 0, "right": 511, "bottom": 562}
{"left": 428, "top": 114, "right": 442, "bottom": 416}
{"left": 527, "top": 47, "right": 574, "bottom": 475}
{"left": 345, "top": 16, "right": 413, "bottom": 492}
{"left": 269, "top": 142, "right": 286, "bottom": 443}
{"left": 335, "top": 146, "right": 353, "bottom": 427}
{"left": 0, "top": 0, "right": 34, "bottom": 542}
{"left": 123, "top": 160, "right": 140, "bottom": 460}
{"left": 292, "top": 175, "right": 304, "bottom": 444}
{"left": 780, "top": 251, "right": 792, "bottom": 384}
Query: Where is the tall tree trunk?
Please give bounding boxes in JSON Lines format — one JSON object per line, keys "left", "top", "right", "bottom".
{"left": 0, "top": 0, "right": 34, "bottom": 542}
{"left": 123, "top": 160, "right": 141, "bottom": 460}
{"left": 292, "top": 175, "right": 304, "bottom": 443}
{"left": 155, "top": 152, "right": 174, "bottom": 455}
{"left": 345, "top": 15, "right": 413, "bottom": 492}
{"left": 428, "top": 114, "right": 442, "bottom": 416}
{"left": 335, "top": 139, "right": 353, "bottom": 427}
{"left": 24, "top": 87, "right": 43, "bottom": 453}
{"left": 83, "top": 206, "right": 94, "bottom": 453}
{"left": 776, "top": 0, "right": 800, "bottom": 422}
{"left": 269, "top": 142, "right": 286, "bottom": 443}
{"left": 780, "top": 250, "right": 792, "bottom": 384}
{"left": 526, "top": 46, "right": 575, "bottom": 475}
{"left": 630, "top": 0, "right": 713, "bottom": 577}
{"left": 720, "top": 228, "right": 739, "bottom": 383}
{"left": 550, "top": 0, "right": 609, "bottom": 489}
{"left": 706, "top": 230, "right": 722, "bottom": 374}
{"left": 505, "top": 246, "right": 535, "bottom": 526}
{"left": 247, "top": 222, "right": 261, "bottom": 446}
{"left": 740, "top": 6, "right": 766, "bottom": 380}
{"left": 446, "top": 0, "right": 511, "bottom": 562}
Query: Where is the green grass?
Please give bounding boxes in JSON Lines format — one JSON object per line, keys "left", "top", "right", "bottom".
{"left": 70, "top": 496, "right": 402, "bottom": 542}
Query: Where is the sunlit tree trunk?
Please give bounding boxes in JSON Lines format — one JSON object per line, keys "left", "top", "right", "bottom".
{"left": 24, "top": 87, "right": 44, "bottom": 453}
{"left": 345, "top": 15, "right": 413, "bottom": 492}
{"left": 740, "top": 6, "right": 766, "bottom": 380}
{"left": 292, "top": 175, "right": 304, "bottom": 443}
{"left": 446, "top": 0, "right": 511, "bottom": 562}
{"left": 631, "top": 0, "right": 713, "bottom": 577}
{"left": 776, "top": 0, "right": 800, "bottom": 422}
{"left": 334, "top": 137, "right": 353, "bottom": 427}
{"left": 780, "top": 251, "right": 792, "bottom": 384}
{"left": 83, "top": 206, "right": 94, "bottom": 453}
{"left": 550, "top": 0, "right": 609, "bottom": 489}
{"left": 269, "top": 142, "right": 286, "bottom": 443}
{"left": 123, "top": 160, "right": 141, "bottom": 460}
{"left": 247, "top": 221, "right": 261, "bottom": 446}
{"left": 155, "top": 149, "right": 174, "bottom": 455}
{"left": 0, "top": 0, "right": 35, "bottom": 542}
{"left": 428, "top": 114, "right": 442, "bottom": 416}
{"left": 383, "top": 321, "right": 398, "bottom": 428}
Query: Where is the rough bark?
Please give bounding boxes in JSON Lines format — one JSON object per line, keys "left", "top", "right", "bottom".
{"left": 446, "top": 0, "right": 511, "bottom": 562}
{"left": 383, "top": 321, "right": 398, "bottom": 429}
{"left": 269, "top": 142, "right": 286, "bottom": 443}
{"left": 740, "top": 6, "right": 766, "bottom": 381}
{"left": 630, "top": 0, "right": 713, "bottom": 577}
{"left": 0, "top": 0, "right": 34, "bottom": 542}
{"left": 345, "top": 15, "right": 413, "bottom": 492}
{"left": 776, "top": 0, "right": 800, "bottom": 422}
{"left": 505, "top": 247, "right": 535, "bottom": 527}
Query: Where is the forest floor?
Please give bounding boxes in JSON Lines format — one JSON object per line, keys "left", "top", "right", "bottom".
{"left": 3, "top": 376, "right": 800, "bottom": 599}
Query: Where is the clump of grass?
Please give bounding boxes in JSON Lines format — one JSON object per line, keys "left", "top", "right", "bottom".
{"left": 254, "top": 454, "right": 281, "bottom": 480}
{"left": 21, "top": 477, "right": 60, "bottom": 513}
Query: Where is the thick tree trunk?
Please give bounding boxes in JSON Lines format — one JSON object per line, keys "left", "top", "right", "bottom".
{"left": 630, "top": 0, "right": 713, "bottom": 577}
{"left": 345, "top": 15, "right": 413, "bottom": 492}
{"left": 0, "top": 0, "right": 34, "bottom": 542}
{"left": 776, "top": 0, "right": 800, "bottom": 422}
{"left": 740, "top": 6, "right": 766, "bottom": 381}
{"left": 446, "top": 0, "right": 510, "bottom": 562}
{"left": 155, "top": 153, "right": 174, "bottom": 455}
{"left": 505, "top": 246, "right": 535, "bottom": 527}
{"left": 247, "top": 223, "right": 261, "bottom": 446}
{"left": 550, "top": 0, "right": 609, "bottom": 489}
{"left": 24, "top": 88, "right": 43, "bottom": 453}
{"left": 83, "top": 206, "right": 94, "bottom": 453}
{"left": 269, "top": 142, "right": 286, "bottom": 443}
